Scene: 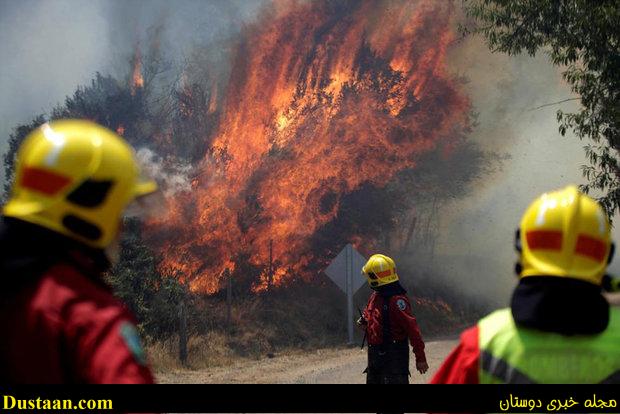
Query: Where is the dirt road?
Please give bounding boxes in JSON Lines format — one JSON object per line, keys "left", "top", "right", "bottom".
{"left": 158, "top": 294, "right": 620, "bottom": 383}
{"left": 157, "top": 338, "right": 458, "bottom": 384}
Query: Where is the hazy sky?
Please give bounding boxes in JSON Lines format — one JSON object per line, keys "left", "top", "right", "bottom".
{"left": 0, "top": 0, "right": 263, "bottom": 182}
{"left": 0, "top": 0, "right": 111, "bottom": 173}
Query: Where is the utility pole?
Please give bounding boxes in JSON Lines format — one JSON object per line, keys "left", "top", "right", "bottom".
{"left": 226, "top": 269, "right": 232, "bottom": 329}
{"left": 267, "top": 239, "right": 273, "bottom": 291}
{"left": 178, "top": 299, "right": 188, "bottom": 365}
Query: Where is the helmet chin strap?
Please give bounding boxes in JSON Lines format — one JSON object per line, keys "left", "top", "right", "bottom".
{"left": 514, "top": 262, "right": 523, "bottom": 277}
{"left": 514, "top": 228, "right": 523, "bottom": 277}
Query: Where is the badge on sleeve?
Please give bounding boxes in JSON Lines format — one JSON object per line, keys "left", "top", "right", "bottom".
{"left": 396, "top": 299, "right": 407, "bottom": 311}
{"left": 120, "top": 322, "right": 147, "bottom": 366}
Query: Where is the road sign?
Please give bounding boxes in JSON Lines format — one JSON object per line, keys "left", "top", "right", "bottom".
{"left": 325, "top": 244, "right": 367, "bottom": 345}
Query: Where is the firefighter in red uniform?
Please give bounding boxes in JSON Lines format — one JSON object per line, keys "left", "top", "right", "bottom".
{"left": 431, "top": 186, "right": 620, "bottom": 384}
{"left": 0, "top": 120, "right": 157, "bottom": 383}
{"left": 357, "top": 254, "right": 428, "bottom": 384}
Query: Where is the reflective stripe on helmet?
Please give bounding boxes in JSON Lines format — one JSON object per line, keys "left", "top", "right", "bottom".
{"left": 376, "top": 269, "right": 392, "bottom": 278}
{"left": 21, "top": 167, "right": 71, "bottom": 195}
{"left": 575, "top": 234, "right": 607, "bottom": 262}
{"left": 526, "top": 230, "right": 562, "bottom": 250}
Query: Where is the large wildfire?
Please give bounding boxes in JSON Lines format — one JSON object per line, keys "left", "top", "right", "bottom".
{"left": 146, "top": 0, "right": 471, "bottom": 294}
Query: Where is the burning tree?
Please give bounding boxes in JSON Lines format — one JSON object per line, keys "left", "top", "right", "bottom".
{"left": 3, "top": 0, "right": 495, "bottom": 345}
{"left": 146, "top": 0, "right": 479, "bottom": 294}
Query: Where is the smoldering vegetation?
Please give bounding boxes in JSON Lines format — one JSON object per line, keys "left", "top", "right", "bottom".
{"left": 0, "top": 0, "right": 593, "bottom": 364}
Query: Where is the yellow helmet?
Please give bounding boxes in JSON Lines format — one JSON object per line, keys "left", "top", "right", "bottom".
{"left": 362, "top": 254, "right": 399, "bottom": 288}
{"left": 517, "top": 185, "right": 613, "bottom": 285}
{"left": 3, "top": 119, "right": 157, "bottom": 249}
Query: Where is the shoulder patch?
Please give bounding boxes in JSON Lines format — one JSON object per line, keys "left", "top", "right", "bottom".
{"left": 396, "top": 298, "right": 407, "bottom": 311}
{"left": 120, "top": 322, "right": 147, "bottom": 366}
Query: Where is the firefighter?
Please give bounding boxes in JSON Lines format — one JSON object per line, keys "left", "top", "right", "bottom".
{"left": 357, "top": 254, "right": 428, "bottom": 384}
{"left": 431, "top": 185, "right": 620, "bottom": 384}
{"left": 0, "top": 120, "right": 158, "bottom": 383}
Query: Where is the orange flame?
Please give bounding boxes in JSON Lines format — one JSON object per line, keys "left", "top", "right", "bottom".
{"left": 130, "top": 46, "right": 144, "bottom": 95}
{"left": 416, "top": 297, "right": 453, "bottom": 315}
{"left": 147, "top": 0, "right": 470, "bottom": 294}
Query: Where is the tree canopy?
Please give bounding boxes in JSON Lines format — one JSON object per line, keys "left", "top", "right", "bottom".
{"left": 464, "top": 0, "right": 620, "bottom": 217}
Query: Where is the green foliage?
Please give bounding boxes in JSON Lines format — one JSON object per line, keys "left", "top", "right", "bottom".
{"left": 51, "top": 72, "right": 150, "bottom": 146}
{"left": 107, "top": 218, "right": 189, "bottom": 339}
{"left": 2, "top": 115, "right": 46, "bottom": 201}
{"left": 463, "top": 0, "right": 620, "bottom": 217}
{"left": 1, "top": 73, "right": 151, "bottom": 201}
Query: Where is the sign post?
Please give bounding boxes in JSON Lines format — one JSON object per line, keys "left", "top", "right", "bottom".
{"left": 325, "top": 244, "right": 367, "bottom": 345}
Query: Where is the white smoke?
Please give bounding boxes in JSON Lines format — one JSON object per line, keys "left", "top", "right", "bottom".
{"left": 1, "top": 0, "right": 616, "bottom": 311}
{"left": 136, "top": 148, "right": 193, "bottom": 196}
{"left": 414, "top": 35, "right": 620, "bottom": 308}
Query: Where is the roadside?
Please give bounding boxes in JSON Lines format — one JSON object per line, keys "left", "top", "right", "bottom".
{"left": 157, "top": 295, "right": 620, "bottom": 383}
{"left": 156, "top": 338, "right": 458, "bottom": 384}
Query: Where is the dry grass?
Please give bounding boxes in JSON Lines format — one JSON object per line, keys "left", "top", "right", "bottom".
{"left": 146, "top": 332, "right": 244, "bottom": 371}
{"left": 144, "top": 277, "right": 482, "bottom": 373}
{"left": 146, "top": 300, "right": 473, "bottom": 372}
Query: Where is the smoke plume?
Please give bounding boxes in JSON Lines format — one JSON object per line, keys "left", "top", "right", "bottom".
{"left": 1, "top": 0, "right": 615, "bottom": 309}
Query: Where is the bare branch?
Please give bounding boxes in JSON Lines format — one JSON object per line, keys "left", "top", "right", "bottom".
{"left": 528, "top": 98, "right": 580, "bottom": 111}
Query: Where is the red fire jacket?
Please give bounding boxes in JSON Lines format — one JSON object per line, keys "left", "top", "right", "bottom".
{"left": 1, "top": 262, "right": 155, "bottom": 384}
{"left": 363, "top": 291, "right": 427, "bottom": 363}
{"left": 430, "top": 325, "right": 479, "bottom": 384}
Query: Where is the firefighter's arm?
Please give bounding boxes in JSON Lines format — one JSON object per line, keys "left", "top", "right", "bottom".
{"left": 67, "top": 299, "right": 155, "bottom": 384}
{"left": 361, "top": 301, "right": 372, "bottom": 327}
{"left": 392, "top": 297, "right": 427, "bottom": 364}
{"left": 430, "top": 325, "right": 480, "bottom": 384}
{"left": 355, "top": 305, "right": 367, "bottom": 330}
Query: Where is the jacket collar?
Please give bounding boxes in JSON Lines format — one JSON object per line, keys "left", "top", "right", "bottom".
{"left": 511, "top": 276, "right": 609, "bottom": 335}
{"left": 373, "top": 281, "right": 407, "bottom": 297}
{"left": 0, "top": 216, "right": 110, "bottom": 293}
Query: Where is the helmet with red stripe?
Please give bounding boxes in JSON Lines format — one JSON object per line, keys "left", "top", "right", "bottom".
{"left": 3, "top": 120, "right": 157, "bottom": 249}
{"left": 362, "top": 254, "right": 399, "bottom": 288}
{"left": 516, "top": 185, "right": 613, "bottom": 285}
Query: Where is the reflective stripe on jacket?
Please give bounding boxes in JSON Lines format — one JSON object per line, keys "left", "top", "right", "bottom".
{"left": 478, "top": 308, "right": 620, "bottom": 384}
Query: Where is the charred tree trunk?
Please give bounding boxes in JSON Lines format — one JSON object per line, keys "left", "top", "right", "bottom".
{"left": 178, "top": 299, "right": 188, "bottom": 365}
{"left": 268, "top": 239, "right": 273, "bottom": 291}
{"left": 401, "top": 211, "right": 418, "bottom": 254}
{"left": 226, "top": 269, "right": 232, "bottom": 329}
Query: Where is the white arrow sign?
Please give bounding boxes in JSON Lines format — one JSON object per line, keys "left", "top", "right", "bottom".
{"left": 325, "top": 244, "right": 367, "bottom": 345}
